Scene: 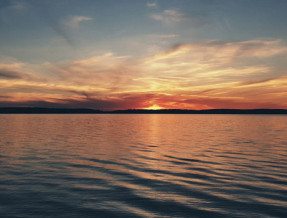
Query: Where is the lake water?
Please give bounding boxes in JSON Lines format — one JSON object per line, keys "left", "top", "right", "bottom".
{"left": 0, "top": 114, "right": 287, "bottom": 217}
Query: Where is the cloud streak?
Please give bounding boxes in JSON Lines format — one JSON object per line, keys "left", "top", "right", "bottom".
{"left": 29, "top": 2, "right": 92, "bottom": 46}
{"left": 1, "top": 39, "right": 287, "bottom": 110}
{"left": 146, "top": 1, "right": 157, "bottom": 8}
{"left": 151, "top": 9, "right": 185, "bottom": 25}
{"left": 63, "top": 15, "right": 93, "bottom": 28}
{"left": 0, "top": 0, "right": 26, "bottom": 11}
{"left": 0, "top": 69, "right": 23, "bottom": 79}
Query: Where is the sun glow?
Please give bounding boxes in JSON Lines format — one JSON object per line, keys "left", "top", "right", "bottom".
{"left": 144, "top": 104, "right": 164, "bottom": 110}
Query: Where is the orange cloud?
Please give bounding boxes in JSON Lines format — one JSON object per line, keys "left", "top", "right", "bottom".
{"left": 0, "top": 39, "right": 287, "bottom": 110}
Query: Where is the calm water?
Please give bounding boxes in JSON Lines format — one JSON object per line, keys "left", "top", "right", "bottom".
{"left": 0, "top": 114, "right": 287, "bottom": 218}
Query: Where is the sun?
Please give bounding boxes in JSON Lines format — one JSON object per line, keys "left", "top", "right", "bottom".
{"left": 144, "top": 104, "right": 164, "bottom": 110}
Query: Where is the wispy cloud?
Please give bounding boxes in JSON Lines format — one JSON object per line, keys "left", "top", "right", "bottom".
{"left": 0, "top": 61, "right": 41, "bottom": 81}
{"left": 0, "top": 1, "right": 26, "bottom": 11}
{"left": 151, "top": 9, "right": 185, "bottom": 25}
{"left": 0, "top": 69, "right": 23, "bottom": 79}
{"left": 1, "top": 39, "right": 287, "bottom": 110}
{"left": 30, "top": 1, "right": 92, "bottom": 46}
{"left": 146, "top": 1, "right": 157, "bottom": 8}
{"left": 63, "top": 15, "right": 93, "bottom": 28}
{"left": 147, "top": 34, "right": 179, "bottom": 39}
{"left": 10, "top": 2, "right": 26, "bottom": 11}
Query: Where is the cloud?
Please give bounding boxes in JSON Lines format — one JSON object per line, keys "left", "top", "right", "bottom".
{"left": 151, "top": 9, "right": 185, "bottom": 25}
{"left": 150, "top": 8, "right": 208, "bottom": 27}
{"left": 0, "top": 94, "right": 155, "bottom": 111}
{"left": 0, "top": 0, "right": 26, "bottom": 11}
{"left": 30, "top": 1, "right": 74, "bottom": 46}
{"left": 56, "top": 52, "right": 135, "bottom": 92}
{"left": 147, "top": 34, "right": 179, "bottom": 39}
{"left": 0, "top": 60, "right": 45, "bottom": 82}
{"left": 179, "top": 96, "right": 284, "bottom": 110}
{"left": 10, "top": 2, "right": 26, "bottom": 11}
{"left": 146, "top": 40, "right": 287, "bottom": 70}
{"left": 30, "top": 1, "right": 91, "bottom": 46}
{"left": 36, "top": 15, "right": 93, "bottom": 46}
{"left": 0, "top": 0, "right": 27, "bottom": 24}
{"left": 63, "top": 15, "right": 93, "bottom": 28}
{"left": 146, "top": 1, "right": 157, "bottom": 8}
{"left": 1, "top": 39, "right": 287, "bottom": 110}
{"left": 1, "top": 89, "right": 286, "bottom": 110}
{"left": 0, "top": 69, "right": 24, "bottom": 79}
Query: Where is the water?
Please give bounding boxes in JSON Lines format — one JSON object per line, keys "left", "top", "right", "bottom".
{"left": 0, "top": 114, "right": 287, "bottom": 218}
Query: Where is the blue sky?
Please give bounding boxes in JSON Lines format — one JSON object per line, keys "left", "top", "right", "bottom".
{"left": 1, "top": 0, "right": 287, "bottom": 110}
{"left": 1, "top": 0, "right": 286, "bottom": 62}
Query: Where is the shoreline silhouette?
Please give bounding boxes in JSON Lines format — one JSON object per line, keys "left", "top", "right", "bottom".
{"left": 0, "top": 107, "right": 287, "bottom": 114}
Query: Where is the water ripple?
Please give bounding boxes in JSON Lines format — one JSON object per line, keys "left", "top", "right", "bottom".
{"left": 1, "top": 114, "right": 287, "bottom": 217}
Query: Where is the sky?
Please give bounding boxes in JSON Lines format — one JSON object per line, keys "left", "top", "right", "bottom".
{"left": 1, "top": 0, "right": 287, "bottom": 110}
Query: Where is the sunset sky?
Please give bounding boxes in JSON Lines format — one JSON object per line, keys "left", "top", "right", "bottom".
{"left": 1, "top": 0, "right": 287, "bottom": 110}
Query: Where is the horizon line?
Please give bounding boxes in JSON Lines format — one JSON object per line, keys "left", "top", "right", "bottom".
{"left": 0, "top": 107, "right": 287, "bottom": 114}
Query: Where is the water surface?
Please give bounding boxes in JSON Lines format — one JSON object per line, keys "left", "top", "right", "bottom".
{"left": 0, "top": 114, "right": 287, "bottom": 217}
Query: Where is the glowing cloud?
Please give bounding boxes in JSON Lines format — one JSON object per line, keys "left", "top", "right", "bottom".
{"left": 0, "top": 39, "right": 287, "bottom": 110}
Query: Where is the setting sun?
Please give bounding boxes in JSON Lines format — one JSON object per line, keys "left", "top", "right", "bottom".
{"left": 1, "top": 1, "right": 287, "bottom": 218}
{"left": 144, "top": 104, "right": 164, "bottom": 110}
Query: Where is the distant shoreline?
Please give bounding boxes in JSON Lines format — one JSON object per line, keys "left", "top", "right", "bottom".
{"left": 0, "top": 107, "right": 287, "bottom": 114}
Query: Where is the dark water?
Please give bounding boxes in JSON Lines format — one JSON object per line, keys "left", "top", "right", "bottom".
{"left": 0, "top": 114, "right": 287, "bottom": 218}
